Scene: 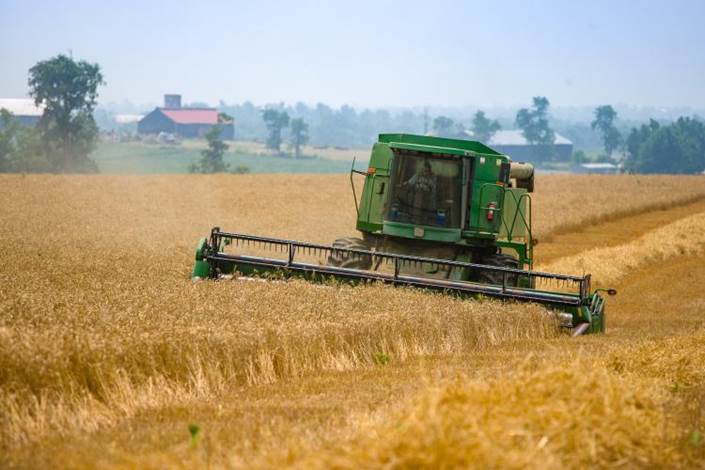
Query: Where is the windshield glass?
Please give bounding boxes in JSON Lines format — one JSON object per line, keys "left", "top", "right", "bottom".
{"left": 386, "top": 151, "right": 462, "bottom": 228}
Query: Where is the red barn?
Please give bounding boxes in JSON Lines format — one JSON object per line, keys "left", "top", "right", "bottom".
{"left": 138, "top": 95, "right": 234, "bottom": 140}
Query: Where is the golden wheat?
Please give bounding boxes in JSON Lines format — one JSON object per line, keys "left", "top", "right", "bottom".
{"left": 273, "top": 361, "right": 683, "bottom": 468}
{"left": 1, "top": 173, "right": 705, "bottom": 467}
{"left": 269, "top": 332, "right": 705, "bottom": 469}
{"left": 0, "top": 174, "right": 556, "bottom": 450}
{"left": 0, "top": 279, "right": 557, "bottom": 448}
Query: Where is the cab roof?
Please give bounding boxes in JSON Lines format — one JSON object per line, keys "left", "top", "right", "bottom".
{"left": 378, "top": 133, "right": 505, "bottom": 158}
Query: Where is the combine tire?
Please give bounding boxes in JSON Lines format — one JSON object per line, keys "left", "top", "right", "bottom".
{"left": 327, "top": 237, "right": 373, "bottom": 270}
{"left": 474, "top": 253, "right": 520, "bottom": 286}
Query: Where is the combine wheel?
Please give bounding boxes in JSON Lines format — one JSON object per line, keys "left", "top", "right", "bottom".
{"left": 327, "top": 237, "right": 373, "bottom": 270}
{"left": 474, "top": 253, "right": 520, "bottom": 286}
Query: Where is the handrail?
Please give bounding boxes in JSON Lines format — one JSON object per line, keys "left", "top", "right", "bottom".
{"left": 501, "top": 191, "right": 532, "bottom": 242}
{"left": 208, "top": 227, "right": 589, "bottom": 300}
{"left": 349, "top": 157, "right": 362, "bottom": 217}
{"left": 501, "top": 190, "right": 533, "bottom": 269}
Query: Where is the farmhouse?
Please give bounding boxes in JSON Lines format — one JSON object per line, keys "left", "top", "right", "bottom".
{"left": 486, "top": 130, "right": 573, "bottom": 163}
{"left": 138, "top": 95, "right": 234, "bottom": 140}
{"left": 0, "top": 98, "right": 44, "bottom": 128}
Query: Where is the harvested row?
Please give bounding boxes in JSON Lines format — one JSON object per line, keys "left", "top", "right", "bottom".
{"left": 538, "top": 209, "right": 705, "bottom": 285}
{"left": 528, "top": 174, "right": 705, "bottom": 239}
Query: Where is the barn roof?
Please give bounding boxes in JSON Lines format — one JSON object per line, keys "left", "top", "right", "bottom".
{"left": 160, "top": 108, "right": 219, "bottom": 125}
{"left": 0, "top": 98, "right": 44, "bottom": 117}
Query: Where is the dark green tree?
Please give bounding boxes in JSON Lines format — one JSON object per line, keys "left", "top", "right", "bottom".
{"left": 515, "top": 96, "right": 555, "bottom": 160}
{"left": 190, "top": 124, "right": 229, "bottom": 173}
{"left": 218, "top": 111, "right": 233, "bottom": 124}
{"left": 625, "top": 119, "right": 659, "bottom": 168}
{"left": 432, "top": 116, "right": 455, "bottom": 137}
{"left": 591, "top": 105, "right": 622, "bottom": 157}
{"left": 0, "top": 110, "right": 16, "bottom": 171}
{"left": 262, "top": 109, "right": 290, "bottom": 153}
{"left": 28, "top": 54, "right": 104, "bottom": 172}
{"left": 624, "top": 117, "right": 705, "bottom": 174}
{"left": 289, "top": 118, "right": 309, "bottom": 158}
{"left": 0, "top": 109, "right": 48, "bottom": 172}
{"left": 471, "top": 110, "right": 501, "bottom": 143}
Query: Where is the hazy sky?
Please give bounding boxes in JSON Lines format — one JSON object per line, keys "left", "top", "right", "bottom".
{"left": 2, "top": 0, "right": 705, "bottom": 109}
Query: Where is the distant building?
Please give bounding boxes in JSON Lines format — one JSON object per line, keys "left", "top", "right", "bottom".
{"left": 574, "top": 162, "right": 620, "bottom": 174}
{"left": 138, "top": 95, "right": 234, "bottom": 140}
{"left": 0, "top": 98, "right": 44, "bottom": 128}
{"left": 488, "top": 130, "right": 573, "bottom": 163}
{"left": 114, "top": 114, "right": 143, "bottom": 125}
{"left": 464, "top": 129, "right": 574, "bottom": 163}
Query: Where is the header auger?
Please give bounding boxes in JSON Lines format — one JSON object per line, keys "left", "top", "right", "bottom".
{"left": 193, "top": 133, "right": 615, "bottom": 336}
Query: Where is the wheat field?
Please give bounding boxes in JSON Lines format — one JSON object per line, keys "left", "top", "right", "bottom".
{"left": 1, "top": 173, "right": 705, "bottom": 468}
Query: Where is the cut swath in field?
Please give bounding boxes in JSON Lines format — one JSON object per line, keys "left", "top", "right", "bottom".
{"left": 538, "top": 210, "right": 705, "bottom": 286}
{"left": 530, "top": 174, "right": 705, "bottom": 240}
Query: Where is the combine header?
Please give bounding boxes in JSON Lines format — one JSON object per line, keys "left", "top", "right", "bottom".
{"left": 193, "top": 134, "right": 614, "bottom": 335}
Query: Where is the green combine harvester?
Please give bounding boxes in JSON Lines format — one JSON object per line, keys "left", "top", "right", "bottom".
{"left": 193, "top": 134, "right": 614, "bottom": 336}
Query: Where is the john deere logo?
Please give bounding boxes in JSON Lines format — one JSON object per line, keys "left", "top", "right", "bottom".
{"left": 414, "top": 227, "right": 425, "bottom": 237}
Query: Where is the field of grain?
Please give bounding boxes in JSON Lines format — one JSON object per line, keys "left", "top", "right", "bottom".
{"left": 1, "top": 173, "right": 705, "bottom": 468}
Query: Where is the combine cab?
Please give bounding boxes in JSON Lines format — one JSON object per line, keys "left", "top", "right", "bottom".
{"left": 193, "top": 134, "right": 614, "bottom": 336}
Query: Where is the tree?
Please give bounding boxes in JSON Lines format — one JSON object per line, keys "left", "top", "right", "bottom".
{"left": 515, "top": 96, "right": 555, "bottom": 160}
{"left": 0, "top": 109, "right": 48, "bottom": 173}
{"left": 591, "top": 105, "right": 622, "bottom": 157}
{"left": 571, "top": 149, "right": 587, "bottom": 166}
{"left": 624, "top": 117, "right": 705, "bottom": 174}
{"left": 28, "top": 54, "right": 104, "bottom": 172}
{"left": 289, "top": 118, "right": 309, "bottom": 158}
{"left": 262, "top": 109, "right": 290, "bottom": 153}
{"left": 471, "top": 110, "right": 501, "bottom": 143}
{"left": 625, "top": 119, "right": 659, "bottom": 169}
{"left": 0, "top": 110, "right": 16, "bottom": 171}
{"left": 433, "top": 116, "right": 455, "bottom": 137}
{"left": 190, "top": 124, "right": 229, "bottom": 173}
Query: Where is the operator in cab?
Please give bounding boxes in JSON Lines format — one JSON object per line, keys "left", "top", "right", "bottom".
{"left": 403, "top": 160, "right": 438, "bottom": 224}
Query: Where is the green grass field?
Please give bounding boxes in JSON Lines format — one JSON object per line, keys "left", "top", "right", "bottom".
{"left": 93, "top": 141, "right": 356, "bottom": 174}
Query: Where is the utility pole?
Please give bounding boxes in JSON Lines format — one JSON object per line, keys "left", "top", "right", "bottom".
{"left": 423, "top": 107, "right": 429, "bottom": 134}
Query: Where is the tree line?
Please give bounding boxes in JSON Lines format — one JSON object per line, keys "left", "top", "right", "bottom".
{"left": 2, "top": 55, "right": 704, "bottom": 174}
{"left": 576, "top": 102, "right": 705, "bottom": 173}
{"left": 240, "top": 97, "right": 589, "bottom": 164}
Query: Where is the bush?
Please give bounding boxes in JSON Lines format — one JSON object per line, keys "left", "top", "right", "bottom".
{"left": 232, "top": 165, "right": 250, "bottom": 174}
